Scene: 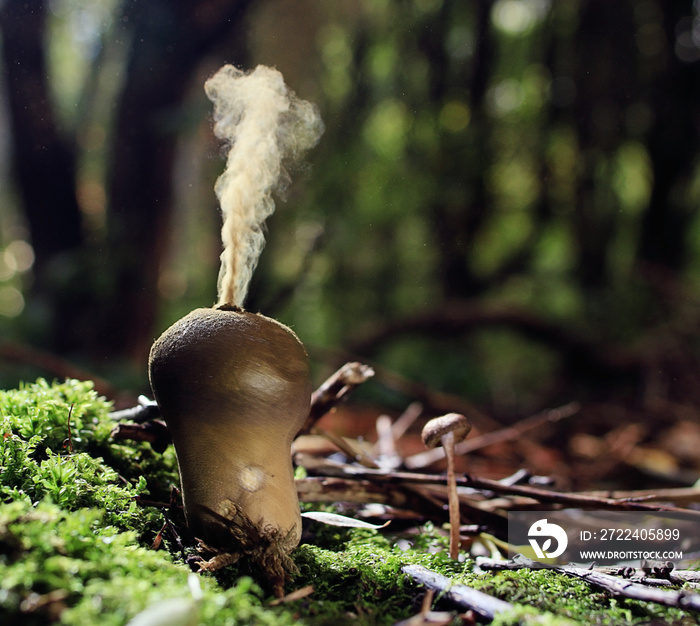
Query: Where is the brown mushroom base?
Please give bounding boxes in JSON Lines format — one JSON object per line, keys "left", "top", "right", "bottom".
{"left": 195, "top": 506, "right": 299, "bottom": 597}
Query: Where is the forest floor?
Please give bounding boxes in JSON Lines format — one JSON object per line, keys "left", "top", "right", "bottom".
{"left": 1, "top": 377, "right": 700, "bottom": 625}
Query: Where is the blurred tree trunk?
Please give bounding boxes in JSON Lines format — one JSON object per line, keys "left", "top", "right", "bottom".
{"left": 431, "top": 0, "right": 494, "bottom": 299}
{"left": 0, "top": 1, "right": 84, "bottom": 268}
{"left": 638, "top": 0, "right": 700, "bottom": 273}
{"left": 1, "top": 0, "right": 254, "bottom": 367}
{"left": 102, "top": 0, "right": 255, "bottom": 363}
{"left": 571, "top": 0, "right": 638, "bottom": 290}
{"left": 0, "top": 0, "right": 85, "bottom": 351}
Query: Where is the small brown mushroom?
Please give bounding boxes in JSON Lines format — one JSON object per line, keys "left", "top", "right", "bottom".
{"left": 421, "top": 413, "right": 472, "bottom": 560}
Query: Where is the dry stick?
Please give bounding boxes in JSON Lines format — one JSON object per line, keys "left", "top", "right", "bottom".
{"left": 672, "top": 571, "right": 700, "bottom": 585}
{"left": 298, "top": 362, "right": 375, "bottom": 436}
{"left": 296, "top": 476, "right": 407, "bottom": 506}
{"left": 110, "top": 420, "right": 172, "bottom": 453}
{"left": 401, "top": 564, "right": 514, "bottom": 620}
{"left": 110, "top": 397, "right": 160, "bottom": 423}
{"left": 374, "top": 414, "right": 396, "bottom": 459}
{"left": 405, "top": 401, "right": 580, "bottom": 469}
{"left": 371, "top": 402, "right": 423, "bottom": 469}
{"left": 421, "top": 589, "right": 435, "bottom": 614}
{"left": 391, "top": 401, "right": 424, "bottom": 440}
{"left": 457, "top": 474, "right": 700, "bottom": 517}
{"left": 309, "top": 464, "right": 700, "bottom": 518}
{"left": 295, "top": 475, "right": 458, "bottom": 525}
{"left": 482, "top": 560, "right": 700, "bottom": 586}
{"left": 578, "top": 486, "right": 700, "bottom": 506}
{"left": 477, "top": 556, "right": 700, "bottom": 612}
{"left": 310, "top": 426, "right": 380, "bottom": 469}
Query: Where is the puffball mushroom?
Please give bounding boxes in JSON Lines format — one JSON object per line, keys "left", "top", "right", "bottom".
{"left": 148, "top": 304, "right": 312, "bottom": 591}
{"left": 146, "top": 64, "right": 322, "bottom": 595}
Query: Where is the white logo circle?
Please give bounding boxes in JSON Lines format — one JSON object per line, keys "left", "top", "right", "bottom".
{"left": 527, "top": 518, "right": 568, "bottom": 559}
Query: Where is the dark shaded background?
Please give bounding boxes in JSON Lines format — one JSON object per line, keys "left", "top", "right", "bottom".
{"left": 2, "top": 0, "right": 700, "bottom": 488}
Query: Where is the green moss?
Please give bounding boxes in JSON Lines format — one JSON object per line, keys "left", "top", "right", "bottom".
{"left": 0, "top": 499, "right": 301, "bottom": 625}
{"left": 290, "top": 528, "right": 698, "bottom": 625}
{"left": 0, "top": 378, "right": 173, "bottom": 535}
{"left": 452, "top": 567, "right": 690, "bottom": 624}
{"left": 0, "top": 378, "right": 699, "bottom": 625}
{"left": 0, "top": 379, "right": 305, "bottom": 624}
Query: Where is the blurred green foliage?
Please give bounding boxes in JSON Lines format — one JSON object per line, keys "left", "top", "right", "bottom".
{"left": 1, "top": 0, "right": 700, "bottom": 416}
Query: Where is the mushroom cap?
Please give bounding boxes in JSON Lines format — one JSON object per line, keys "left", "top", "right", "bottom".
{"left": 421, "top": 413, "right": 472, "bottom": 448}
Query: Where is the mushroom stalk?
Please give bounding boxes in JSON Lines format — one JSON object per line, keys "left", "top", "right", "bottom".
{"left": 442, "top": 430, "right": 461, "bottom": 560}
{"left": 421, "top": 413, "right": 472, "bottom": 560}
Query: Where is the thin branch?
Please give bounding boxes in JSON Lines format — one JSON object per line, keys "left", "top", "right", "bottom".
{"left": 401, "top": 564, "right": 514, "bottom": 620}
{"left": 391, "top": 401, "right": 424, "bottom": 440}
{"left": 457, "top": 474, "right": 700, "bottom": 517}
{"left": 109, "top": 397, "right": 160, "bottom": 423}
{"left": 577, "top": 486, "right": 700, "bottom": 506}
{"left": 309, "top": 426, "right": 380, "bottom": 469}
{"left": 296, "top": 476, "right": 408, "bottom": 507}
{"left": 110, "top": 420, "right": 171, "bottom": 454}
{"left": 477, "top": 556, "right": 700, "bottom": 612}
{"left": 298, "top": 362, "right": 375, "bottom": 436}
{"left": 305, "top": 463, "right": 700, "bottom": 518}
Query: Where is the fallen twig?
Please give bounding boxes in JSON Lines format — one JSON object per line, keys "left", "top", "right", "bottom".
{"left": 392, "top": 587, "right": 454, "bottom": 625}
{"left": 298, "top": 362, "right": 375, "bottom": 436}
{"left": 477, "top": 556, "right": 700, "bottom": 612}
{"left": 110, "top": 420, "right": 171, "bottom": 453}
{"left": 309, "top": 426, "right": 380, "bottom": 469}
{"left": 269, "top": 585, "right": 314, "bottom": 606}
{"left": 296, "top": 476, "right": 408, "bottom": 507}
{"left": 303, "top": 462, "right": 700, "bottom": 518}
{"left": 458, "top": 474, "right": 700, "bottom": 517}
{"left": 578, "top": 486, "right": 700, "bottom": 506}
{"left": 401, "top": 564, "right": 513, "bottom": 620}
{"left": 672, "top": 570, "right": 700, "bottom": 584}
{"left": 109, "top": 396, "right": 160, "bottom": 423}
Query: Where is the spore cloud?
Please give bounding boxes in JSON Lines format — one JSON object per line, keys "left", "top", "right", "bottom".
{"left": 205, "top": 64, "right": 324, "bottom": 307}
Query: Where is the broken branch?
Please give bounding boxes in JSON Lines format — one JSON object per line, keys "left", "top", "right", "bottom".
{"left": 477, "top": 556, "right": 700, "bottom": 612}
{"left": 401, "top": 564, "right": 513, "bottom": 620}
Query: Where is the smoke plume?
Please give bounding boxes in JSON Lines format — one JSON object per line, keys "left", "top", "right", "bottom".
{"left": 204, "top": 64, "right": 324, "bottom": 308}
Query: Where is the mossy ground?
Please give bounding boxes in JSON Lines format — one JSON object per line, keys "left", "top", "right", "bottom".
{"left": 0, "top": 379, "right": 697, "bottom": 625}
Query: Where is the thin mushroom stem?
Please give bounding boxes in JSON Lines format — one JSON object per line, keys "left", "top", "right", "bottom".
{"left": 441, "top": 430, "right": 461, "bottom": 560}
{"left": 420, "top": 413, "right": 471, "bottom": 560}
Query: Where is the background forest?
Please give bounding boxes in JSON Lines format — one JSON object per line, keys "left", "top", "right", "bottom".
{"left": 1, "top": 0, "right": 700, "bottom": 453}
